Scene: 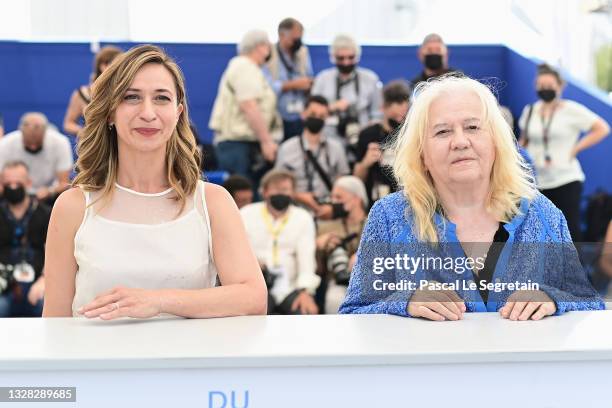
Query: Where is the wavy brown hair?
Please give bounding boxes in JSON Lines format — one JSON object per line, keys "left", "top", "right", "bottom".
{"left": 74, "top": 44, "right": 201, "bottom": 212}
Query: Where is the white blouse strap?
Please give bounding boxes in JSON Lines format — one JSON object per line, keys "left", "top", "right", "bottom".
{"left": 199, "top": 180, "right": 215, "bottom": 264}
{"left": 80, "top": 186, "right": 92, "bottom": 219}
{"left": 193, "top": 181, "right": 199, "bottom": 207}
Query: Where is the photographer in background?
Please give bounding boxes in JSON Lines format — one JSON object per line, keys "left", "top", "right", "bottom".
{"left": 312, "top": 34, "right": 383, "bottom": 145}
{"left": 266, "top": 17, "right": 314, "bottom": 140}
{"left": 409, "top": 33, "right": 457, "bottom": 88}
{"left": 316, "top": 176, "right": 368, "bottom": 313}
{"left": 354, "top": 80, "right": 410, "bottom": 204}
{"left": 275, "top": 96, "right": 349, "bottom": 219}
{"left": 0, "top": 161, "right": 49, "bottom": 317}
{"left": 0, "top": 112, "right": 73, "bottom": 205}
{"left": 209, "top": 29, "right": 280, "bottom": 189}
{"left": 240, "top": 169, "right": 320, "bottom": 314}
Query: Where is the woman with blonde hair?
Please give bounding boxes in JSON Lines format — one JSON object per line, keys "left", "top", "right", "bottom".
{"left": 63, "top": 45, "right": 123, "bottom": 137}
{"left": 43, "top": 45, "right": 267, "bottom": 319}
{"left": 340, "top": 74, "right": 603, "bottom": 321}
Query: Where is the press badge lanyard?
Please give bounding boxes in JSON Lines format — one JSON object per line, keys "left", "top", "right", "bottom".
{"left": 277, "top": 44, "right": 304, "bottom": 109}
{"left": 277, "top": 43, "right": 297, "bottom": 76}
{"left": 262, "top": 206, "right": 290, "bottom": 267}
{"left": 540, "top": 106, "right": 557, "bottom": 163}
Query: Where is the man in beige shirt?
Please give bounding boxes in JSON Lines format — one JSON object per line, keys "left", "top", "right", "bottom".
{"left": 209, "top": 29, "right": 279, "bottom": 189}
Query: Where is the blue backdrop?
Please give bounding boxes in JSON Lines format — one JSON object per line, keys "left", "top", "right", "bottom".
{"left": 0, "top": 42, "right": 610, "bottom": 196}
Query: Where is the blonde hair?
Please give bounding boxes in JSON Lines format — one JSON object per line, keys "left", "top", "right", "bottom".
{"left": 74, "top": 44, "right": 201, "bottom": 213}
{"left": 391, "top": 74, "right": 536, "bottom": 243}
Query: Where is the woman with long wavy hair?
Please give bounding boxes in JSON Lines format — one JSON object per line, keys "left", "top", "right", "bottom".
{"left": 43, "top": 45, "right": 267, "bottom": 319}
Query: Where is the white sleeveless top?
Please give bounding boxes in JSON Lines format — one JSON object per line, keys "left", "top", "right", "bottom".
{"left": 72, "top": 180, "right": 217, "bottom": 316}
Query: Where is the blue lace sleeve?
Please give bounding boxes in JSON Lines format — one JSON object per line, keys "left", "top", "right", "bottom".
{"left": 540, "top": 210, "right": 605, "bottom": 314}
{"left": 339, "top": 199, "right": 413, "bottom": 316}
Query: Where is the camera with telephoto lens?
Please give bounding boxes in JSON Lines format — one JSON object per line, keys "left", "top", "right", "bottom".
{"left": 327, "top": 233, "right": 359, "bottom": 285}
{"left": 337, "top": 104, "right": 360, "bottom": 145}
{"left": 0, "top": 263, "right": 14, "bottom": 295}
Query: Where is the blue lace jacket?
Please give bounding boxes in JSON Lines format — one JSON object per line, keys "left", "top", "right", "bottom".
{"left": 339, "top": 191, "right": 604, "bottom": 316}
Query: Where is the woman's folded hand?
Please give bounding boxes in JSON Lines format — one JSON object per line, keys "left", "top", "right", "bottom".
{"left": 408, "top": 286, "right": 466, "bottom": 321}
{"left": 500, "top": 290, "right": 556, "bottom": 321}
{"left": 78, "top": 287, "right": 163, "bottom": 320}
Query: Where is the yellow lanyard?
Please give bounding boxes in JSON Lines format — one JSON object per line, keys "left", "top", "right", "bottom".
{"left": 261, "top": 206, "right": 290, "bottom": 267}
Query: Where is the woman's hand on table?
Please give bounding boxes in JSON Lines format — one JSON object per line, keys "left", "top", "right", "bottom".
{"left": 500, "top": 290, "right": 556, "bottom": 321}
{"left": 78, "top": 287, "right": 163, "bottom": 320}
{"left": 407, "top": 287, "right": 466, "bottom": 321}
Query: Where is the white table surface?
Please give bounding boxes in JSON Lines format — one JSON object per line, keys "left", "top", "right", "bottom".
{"left": 2, "top": 311, "right": 612, "bottom": 371}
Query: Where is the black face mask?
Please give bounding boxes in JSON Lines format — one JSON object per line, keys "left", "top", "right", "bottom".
{"left": 331, "top": 202, "right": 349, "bottom": 219}
{"left": 304, "top": 116, "right": 325, "bottom": 134}
{"left": 3, "top": 184, "right": 26, "bottom": 205}
{"left": 269, "top": 194, "right": 291, "bottom": 212}
{"left": 537, "top": 89, "right": 557, "bottom": 102}
{"left": 387, "top": 118, "right": 401, "bottom": 130}
{"left": 290, "top": 38, "right": 303, "bottom": 54}
{"left": 25, "top": 145, "right": 43, "bottom": 154}
{"left": 336, "top": 64, "right": 355, "bottom": 75}
{"left": 424, "top": 54, "right": 443, "bottom": 71}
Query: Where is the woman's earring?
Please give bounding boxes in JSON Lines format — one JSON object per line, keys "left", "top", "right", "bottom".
{"left": 108, "top": 123, "right": 114, "bottom": 131}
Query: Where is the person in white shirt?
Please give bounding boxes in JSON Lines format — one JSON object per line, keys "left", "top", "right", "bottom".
{"left": 519, "top": 64, "right": 610, "bottom": 241}
{"left": 0, "top": 112, "right": 73, "bottom": 202}
{"left": 241, "top": 169, "right": 320, "bottom": 314}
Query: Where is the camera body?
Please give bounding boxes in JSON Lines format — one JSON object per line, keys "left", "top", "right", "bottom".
{"left": 337, "top": 104, "right": 360, "bottom": 145}
{"left": 327, "top": 246, "right": 350, "bottom": 285}
{"left": 0, "top": 261, "right": 36, "bottom": 295}
{"left": 326, "top": 232, "right": 359, "bottom": 285}
{"left": 0, "top": 263, "right": 13, "bottom": 295}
